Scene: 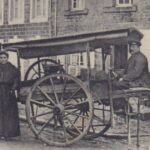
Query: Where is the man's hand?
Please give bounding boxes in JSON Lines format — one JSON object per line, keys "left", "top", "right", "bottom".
{"left": 110, "top": 71, "right": 118, "bottom": 78}
{"left": 119, "top": 78, "right": 123, "bottom": 82}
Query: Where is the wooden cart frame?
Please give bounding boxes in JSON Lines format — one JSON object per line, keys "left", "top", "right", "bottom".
{"left": 2, "top": 27, "right": 150, "bottom": 146}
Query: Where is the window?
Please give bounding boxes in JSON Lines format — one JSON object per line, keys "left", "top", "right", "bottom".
{"left": 71, "top": 0, "right": 85, "bottom": 11}
{"left": 8, "top": 0, "right": 24, "bottom": 24}
{"left": 71, "top": 54, "right": 79, "bottom": 65}
{"left": 116, "top": 0, "right": 133, "bottom": 7}
{"left": 30, "top": 0, "right": 48, "bottom": 22}
{"left": 0, "top": 0, "right": 4, "bottom": 25}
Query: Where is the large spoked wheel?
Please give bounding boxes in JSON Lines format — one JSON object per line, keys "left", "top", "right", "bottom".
{"left": 24, "top": 59, "right": 65, "bottom": 81}
{"left": 26, "top": 74, "right": 93, "bottom": 146}
{"left": 86, "top": 99, "right": 111, "bottom": 139}
{"left": 66, "top": 99, "right": 111, "bottom": 140}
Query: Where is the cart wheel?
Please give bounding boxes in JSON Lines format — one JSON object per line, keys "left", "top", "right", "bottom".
{"left": 26, "top": 74, "right": 93, "bottom": 146}
{"left": 86, "top": 100, "right": 111, "bottom": 139}
{"left": 68, "top": 99, "right": 111, "bottom": 139}
{"left": 24, "top": 59, "right": 65, "bottom": 81}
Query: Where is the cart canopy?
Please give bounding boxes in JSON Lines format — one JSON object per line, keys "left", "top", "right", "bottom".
{"left": 2, "top": 28, "right": 143, "bottom": 59}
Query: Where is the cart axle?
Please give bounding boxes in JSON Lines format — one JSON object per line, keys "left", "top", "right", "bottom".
{"left": 53, "top": 104, "right": 64, "bottom": 115}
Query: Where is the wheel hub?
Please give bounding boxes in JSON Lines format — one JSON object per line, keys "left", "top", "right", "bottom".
{"left": 53, "top": 104, "right": 64, "bottom": 115}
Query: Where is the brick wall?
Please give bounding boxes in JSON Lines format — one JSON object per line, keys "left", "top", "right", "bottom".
{"left": 0, "top": 0, "right": 51, "bottom": 42}
{"left": 55, "top": 0, "right": 150, "bottom": 36}
{"left": 1, "top": 0, "right": 150, "bottom": 41}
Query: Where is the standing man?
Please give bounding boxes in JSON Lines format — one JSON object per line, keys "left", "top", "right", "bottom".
{"left": 0, "top": 51, "right": 20, "bottom": 140}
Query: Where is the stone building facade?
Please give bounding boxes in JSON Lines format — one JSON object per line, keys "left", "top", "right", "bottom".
{"left": 0, "top": 0, "right": 150, "bottom": 41}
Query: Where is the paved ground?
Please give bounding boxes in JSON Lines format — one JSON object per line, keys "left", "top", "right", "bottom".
{"left": 1, "top": 104, "right": 150, "bottom": 150}
{"left": 0, "top": 118, "right": 150, "bottom": 150}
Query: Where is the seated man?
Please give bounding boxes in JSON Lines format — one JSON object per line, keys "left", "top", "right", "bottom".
{"left": 113, "top": 39, "right": 150, "bottom": 90}
{"left": 112, "top": 39, "right": 150, "bottom": 113}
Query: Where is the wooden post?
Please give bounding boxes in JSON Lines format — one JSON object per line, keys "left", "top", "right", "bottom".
{"left": 127, "top": 97, "right": 131, "bottom": 145}
{"left": 16, "top": 49, "right": 21, "bottom": 102}
{"left": 37, "top": 57, "right": 41, "bottom": 78}
{"left": 102, "top": 104, "right": 105, "bottom": 123}
{"left": 102, "top": 48, "right": 105, "bottom": 71}
{"left": 110, "top": 45, "right": 115, "bottom": 70}
{"left": 86, "top": 42, "right": 91, "bottom": 83}
{"left": 137, "top": 97, "right": 140, "bottom": 147}
{"left": 108, "top": 45, "right": 115, "bottom": 127}
{"left": 108, "top": 70, "right": 114, "bottom": 127}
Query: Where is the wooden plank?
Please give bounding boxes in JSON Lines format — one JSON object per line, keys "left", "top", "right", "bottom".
{"left": 19, "top": 82, "right": 87, "bottom": 102}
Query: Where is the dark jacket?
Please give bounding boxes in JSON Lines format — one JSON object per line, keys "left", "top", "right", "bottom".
{"left": 121, "top": 51, "right": 150, "bottom": 88}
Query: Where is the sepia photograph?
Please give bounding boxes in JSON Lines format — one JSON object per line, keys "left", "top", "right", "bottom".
{"left": 0, "top": 0, "right": 150, "bottom": 150}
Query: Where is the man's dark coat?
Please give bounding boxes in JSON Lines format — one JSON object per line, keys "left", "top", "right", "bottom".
{"left": 115, "top": 51, "right": 150, "bottom": 89}
{"left": 0, "top": 62, "right": 20, "bottom": 138}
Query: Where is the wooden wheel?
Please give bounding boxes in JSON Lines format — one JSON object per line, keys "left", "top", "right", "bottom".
{"left": 66, "top": 99, "right": 111, "bottom": 140}
{"left": 24, "top": 59, "right": 65, "bottom": 81}
{"left": 26, "top": 74, "right": 93, "bottom": 146}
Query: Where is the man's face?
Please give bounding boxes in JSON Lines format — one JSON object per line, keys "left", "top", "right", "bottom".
{"left": 129, "top": 43, "right": 139, "bottom": 55}
{"left": 0, "top": 54, "right": 8, "bottom": 64}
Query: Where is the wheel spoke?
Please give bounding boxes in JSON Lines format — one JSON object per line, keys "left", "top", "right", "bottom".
{"left": 64, "top": 87, "right": 81, "bottom": 105}
{"left": 64, "top": 110, "right": 89, "bottom": 119}
{"left": 37, "top": 62, "right": 42, "bottom": 78}
{"left": 31, "top": 72, "right": 45, "bottom": 79}
{"left": 37, "top": 115, "right": 54, "bottom": 135}
{"left": 81, "top": 114, "right": 85, "bottom": 131}
{"left": 37, "top": 86, "right": 56, "bottom": 105}
{"left": 64, "top": 109, "right": 80, "bottom": 117}
{"left": 94, "top": 107, "right": 110, "bottom": 111}
{"left": 73, "top": 116, "right": 80, "bottom": 124}
{"left": 85, "top": 111, "right": 89, "bottom": 117}
{"left": 60, "top": 116, "right": 68, "bottom": 142}
{"left": 65, "top": 101, "right": 88, "bottom": 109}
{"left": 30, "top": 99, "right": 53, "bottom": 109}
{"left": 31, "top": 73, "right": 38, "bottom": 79}
{"left": 54, "top": 115, "right": 58, "bottom": 128}
{"left": 91, "top": 124, "right": 109, "bottom": 127}
{"left": 91, "top": 125, "right": 96, "bottom": 133}
{"left": 60, "top": 77, "right": 68, "bottom": 103}
{"left": 94, "top": 107, "right": 103, "bottom": 110}
{"left": 49, "top": 77, "right": 59, "bottom": 104}
{"left": 65, "top": 104, "right": 78, "bottom": 110}
{"left": 32, "top": 67, "right": 39, "bottom": 75}
{"left": 31, "top": 111, "right": 53, "bottom": 119}
{"left": 65, "top": 116, "right": 82, "bottom": 134}
{"left": 93, "top": 114, "right": 104, "bottom": 122}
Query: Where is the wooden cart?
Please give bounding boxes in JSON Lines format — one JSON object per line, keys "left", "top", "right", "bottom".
{"left": 2, "top": 28, "right": 150, "bottom": 146}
